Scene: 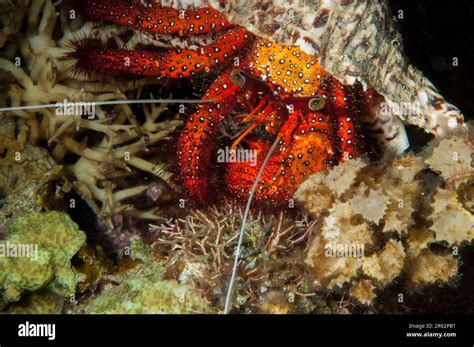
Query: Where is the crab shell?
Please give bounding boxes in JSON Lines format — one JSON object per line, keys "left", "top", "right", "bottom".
{"left": 160, "top": 0, "right": 466, "bottom": 154}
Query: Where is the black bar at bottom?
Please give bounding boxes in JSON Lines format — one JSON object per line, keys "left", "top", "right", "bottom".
{"left": 0, "top": 314, "right": 472, "bottom": 346}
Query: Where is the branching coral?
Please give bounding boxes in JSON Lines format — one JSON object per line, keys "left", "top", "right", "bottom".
{"left": 149, "top": 201, "right": 315, "bottom": 312}
{"left": 0, "top": 0, "right": 182, "bottom": 226}
{"left": 295, "top": 132, "right": 473, "bottom": 305}
{"left": 67, "top": 100, "right": 181, "bottom": 224}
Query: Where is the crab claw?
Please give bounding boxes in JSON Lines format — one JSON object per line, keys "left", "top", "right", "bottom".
{"left": 225, "top": 110, "right": 335, "bottom": 204}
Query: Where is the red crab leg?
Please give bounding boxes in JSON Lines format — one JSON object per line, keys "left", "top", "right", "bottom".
{"left": 177, "top": 68, "right": 241, "bottom": 202}
{"left": 225, "top": 111, "right": 334, "bottom": 204}
{"left": 69, "top": 27, "right": 251, "bottom": 79}
{"left": 319, "top": 77, "right": 358, "bottom": 161}
{"left": 75, "top": 0, "right": 230, "bottom": 36}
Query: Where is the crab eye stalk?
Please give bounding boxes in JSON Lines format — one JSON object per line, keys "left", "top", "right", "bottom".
{"left": 230, "top": 69, "right": 246, "bottom": 87}
{"left": 308, "top": 96, "right": 326, "bottom": 111}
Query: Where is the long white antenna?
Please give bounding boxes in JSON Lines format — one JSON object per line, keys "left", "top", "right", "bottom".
{"left": 0, "top": 98, "right": 219, "bottom": 113}
{"left": 223, "top": 135, "right": 282, "bottom": 314}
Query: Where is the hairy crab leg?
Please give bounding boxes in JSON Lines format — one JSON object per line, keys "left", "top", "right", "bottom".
{"left": 177, "top": 68, "right": 242, "bottom": 203}
{"left": 68, "top": 27, "right": 251, "bottom": 79}
{"left": 74, "top": 0, "right": 231, "bottom": 36}
{"left": 319, "top": 77, "right": 359, "bottom": 161}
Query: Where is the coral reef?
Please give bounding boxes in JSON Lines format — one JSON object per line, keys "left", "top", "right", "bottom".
{"left": 149, "top": 202, "right": 339, "bottom": 313}
{"left": 0, "top": 0, "right": 472, "bottom": 315}
{"left": 0, "top": 211, "right": 86, "bottom": 307}
{"left": 295, "top": 132, "right": 473, "bottom": 304}
{"left": 0, "top": 121, "right": 70, "bottom": 223}
{"left": 69, "top": 240, "right": 211, "bottom": 314}
{"left": 0, "top": 0, "right": 182, "bottom": 230}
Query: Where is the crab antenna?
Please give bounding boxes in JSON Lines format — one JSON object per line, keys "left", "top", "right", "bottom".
{"left": 224, "top": 134, "right": 282, "bottom": 314}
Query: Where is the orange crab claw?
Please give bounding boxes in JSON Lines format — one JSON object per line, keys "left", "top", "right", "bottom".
{"left": 225, "top": 110, "right": 335, "bottom": 204}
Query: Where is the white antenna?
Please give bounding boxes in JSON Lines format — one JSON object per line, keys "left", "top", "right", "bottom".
{"left": 0, "top": 98, "right": 219, "bottom": 113}
{"left": 223, "top": 135, "right": 282, "bottom": 314}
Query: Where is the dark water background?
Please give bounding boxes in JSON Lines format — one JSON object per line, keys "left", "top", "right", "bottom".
{"left": 387, "top": 0, "right": 474, "bottom": 313}
{"left": 389, "top": 0, "right": 473, "bottom": 121}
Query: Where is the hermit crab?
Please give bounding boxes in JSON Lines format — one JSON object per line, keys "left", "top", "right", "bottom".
{"left": 67, "top": 0, "right": 390, "bottom": 205}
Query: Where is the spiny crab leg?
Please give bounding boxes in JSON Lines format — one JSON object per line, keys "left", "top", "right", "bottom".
{"left": 317, "top": 77, "right": 360, "bottom": 161}
{"left": 74, "top": 0, "right": 230, "bottom": 36}
{"left": 68, "top": 27, "right": 251, "bottom": 79}
{"left": 177, "top": 67, "right": 242, "bottom": 202}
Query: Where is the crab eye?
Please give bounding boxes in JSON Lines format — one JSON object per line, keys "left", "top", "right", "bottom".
{"left": 308, "top": 96, "right": 326, "bottom": 111}
{"left": 230, "top": 69, "right": 246, "bottom": 87}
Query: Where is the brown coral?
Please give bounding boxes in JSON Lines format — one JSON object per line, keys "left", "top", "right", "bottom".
{"left": 297, "top": 133, "right": 474, "bottom": 304}
{"left": 406, "top": 249, "right": 458, "bottom": 287}
{"left": 430, "top": 191, "right": 474, "bottom": 246}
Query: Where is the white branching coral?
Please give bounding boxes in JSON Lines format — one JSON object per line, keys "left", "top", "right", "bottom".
{"left": 0, "top": 0, "right": 182, "bottom": 222}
